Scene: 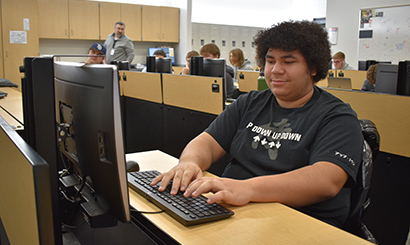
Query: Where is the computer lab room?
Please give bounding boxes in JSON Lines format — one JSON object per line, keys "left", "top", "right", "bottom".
{"left": 0, "top": 0, "right": 409, "bottom": 244}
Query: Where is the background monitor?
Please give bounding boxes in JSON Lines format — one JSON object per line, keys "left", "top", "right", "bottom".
{"left": 374, "top": 64, "right": 399, "bottom": 95}
{"left": 148, "top": 47, "right": 175, "bottom": 64}
{"left": 396, "top": 60, "right": 410, "bottom": 96}
{"left": 0, "top": 115, "right": 57, "bottom": 245}
{"left": 54, "top": 62, "right": 130, "bottom": 227}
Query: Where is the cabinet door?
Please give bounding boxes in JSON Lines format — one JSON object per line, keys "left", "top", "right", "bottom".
{"left": 1, "top": 0, "right": 39, "bottom": 90}
{"left": 68, "top": 0, "right": 99, "bottom": 40}
{"left": 121, "top": 4, "right": 142, "bottom": 41}
{"left": 0, "top": 6, "right": 3, "bottom": 79}
{"left": 38, "top": 0, "right": 69, "bottom": 39}
{"left": 141, "top": 5, "right": 161, "bottom": 42}
{"left": 160, "top": 7, "right": 179, "bottom": 43}
{"left": 99, "top": 2, "right": 121, "bottom": 41}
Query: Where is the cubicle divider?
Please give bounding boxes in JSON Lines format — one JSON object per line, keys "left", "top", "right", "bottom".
{"left": 322, "top": 88, "right": 410, "bottom": 245}
{"left": 323, "top": 88, "right": 410, "bottom": 157}
{"left": 162, "top": 74, "right": 224, "bottom": 115}
{"left": 317, "top": 69, "right": 366, "bottom": 90}
{"left": 120, "top": 72, "right": 164, "bottom": 154}
{"left": 237, "top": 70, "right": 260, "bottom": 92}
{"left": 120, "top": 72, "right": 229, "bottom": 175}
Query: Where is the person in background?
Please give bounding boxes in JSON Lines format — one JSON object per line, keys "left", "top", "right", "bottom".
{"left": 229, "top": 48, "right": 254, "bottom": 82}
{"left": 332, "top": 51, "right": 355, "bottom": 70}
{"left": 104, "top": 21, "right": 135, "bottom": 64}
{"left": 153, "top": 49, "right": 166, "bottom": 58}
{"left": 362, "top": 64, "right": 378, "bottom": 92}
{"left": 181, "top": 50, "right": 200, "bottom": 75}
{"left": 151, "top": 20, "right": 363, "bottom": 228}
{"left": 85, "top": 42, "right": 106, "bottom": 64}
{"left": 199, "top": 43, "right": 238, "bottom": 99}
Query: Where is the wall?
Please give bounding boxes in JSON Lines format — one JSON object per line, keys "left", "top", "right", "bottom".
{"left": 326, "top": 0, "right": 410, "bottom": 69}
{"left": 191, "top": 23, "right": 263, "bottom": 68}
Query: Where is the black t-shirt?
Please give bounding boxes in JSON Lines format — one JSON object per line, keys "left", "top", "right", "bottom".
{"left": 205, "top": 86, "right": 363, "bottom": 227}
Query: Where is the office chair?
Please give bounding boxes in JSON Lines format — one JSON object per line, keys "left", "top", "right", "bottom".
{"left": 343, "top": 119, "right": 380, "bottom": 244}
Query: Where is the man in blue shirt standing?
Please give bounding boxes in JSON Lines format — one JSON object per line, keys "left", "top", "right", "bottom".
{"left": 104, "top": 21, "right": 135, "bottom": 64}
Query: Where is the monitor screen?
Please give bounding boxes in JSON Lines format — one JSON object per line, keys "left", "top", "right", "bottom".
{"left": 148, "top": 47, "right": 175, "bottom": 64}
{"left": 54, "top": 61, "right": 130, "bottom": 227}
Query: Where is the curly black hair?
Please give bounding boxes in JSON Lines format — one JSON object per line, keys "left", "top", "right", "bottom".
{"left": 253, "top": 20, "right": 331, "bottom": 83}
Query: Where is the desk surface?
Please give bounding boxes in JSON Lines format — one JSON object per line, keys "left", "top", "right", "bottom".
{"left": 126, "top": 150, "right": 371, "bottom": 245}
{"left": 0, "top": 87, "right": 23, "bottom": 129}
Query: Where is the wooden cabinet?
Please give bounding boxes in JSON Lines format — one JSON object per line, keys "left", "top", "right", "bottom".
{"left": 99, "top": 2, "right": 121, "bottom": 40}
{"left": 100, "top": 3, "right": 142, "bottom": 41}
{"left": 160, "top": 7, "right": 179, "bottom": 43}
{"left": 38, "top": 1, "right": 177, "bottom": 42}
{"left": 141, "top": 6, "right": 179, "bottom": 43}
{"left": 68, "top": 0, "right": 99, "bottom": 40}
{"left": 1, "top": 0, "right": 39, "bottom": 89}
{"left": 38, "top": 0, "right": 69, "bottom": 39}
{"left": 38, "top": 0, "right": 99, "bottom": 40}
{"left": 121, "top": 4, "right": 142, "bottom": 41}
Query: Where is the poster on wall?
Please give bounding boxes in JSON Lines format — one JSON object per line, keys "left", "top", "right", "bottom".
{"left": 358, "top": 5, "right": 410, "bottom": 64}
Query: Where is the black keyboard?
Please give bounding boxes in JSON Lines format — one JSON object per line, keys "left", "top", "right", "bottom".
{"left": 128, "top": 170, "right": 234, "bottom": 226}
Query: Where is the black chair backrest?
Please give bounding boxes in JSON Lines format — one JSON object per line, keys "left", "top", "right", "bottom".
{"left": 343, "top": 119, "right": 380, "bottom": 243}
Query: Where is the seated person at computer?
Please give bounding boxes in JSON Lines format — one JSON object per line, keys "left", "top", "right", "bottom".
{"left": 181, "top": 50, "right": 200, "bottom": 75}
{"left": 85, "top": 42, "right": 106, "bottom": 64}
{"left": 199, "top": 43, "right": 238, "bottom": 99}
{"left": 361, "top": 64, "right": 377, "bottom": 92}
{"left": 229, "top": 48, "right": 254, "bottom": 82}
{"left": 152, "top": 20, "right": 363, "bottom": 228}
{"left": 332, "top": 51, "right": 355, "bottom": 70}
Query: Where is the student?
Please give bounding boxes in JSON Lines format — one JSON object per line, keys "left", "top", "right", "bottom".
{"left": 332, "top": 51, "right": 355, "bottom": 70}
{"left": 152, "top": 20, "right": 363, "bottom": 228}
{"left": 85, "top": 42, "right": 106, "bottom": 64}
{"left": 104, "top": 21, "right": 135, "bottom": 64}
{"left": 199, "top": 43, "right": 238, "bottom": 99}
{"left": 153, "top": 49, "right": 166, "bottom": 58}
{"left": 362, "top": 64, "right": 377, "bottom": 91}
{"left": 229, "top": 48, "right": 254, "bottom": 82}
{"left": 181, "top": 50, "right": 200, "bottom": 75}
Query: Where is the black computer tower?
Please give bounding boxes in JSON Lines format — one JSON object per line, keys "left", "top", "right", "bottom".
{"left": 396, "top": 61, "right": 410, "bottom": 96}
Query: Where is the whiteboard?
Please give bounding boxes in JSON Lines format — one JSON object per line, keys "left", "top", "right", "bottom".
{"left": 358, "top": 5, "right": 410, "bottom": 64}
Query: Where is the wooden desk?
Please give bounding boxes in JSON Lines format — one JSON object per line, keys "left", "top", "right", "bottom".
{"left": 0, "top": 87, "right": 23, "bottom": 129}
{"left": 126, "top": 150, "right": 371, "bottom": 245}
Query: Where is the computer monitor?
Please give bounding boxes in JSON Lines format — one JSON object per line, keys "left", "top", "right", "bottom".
{"left": 148, "top": 47, "right": 175, "bottom": 64}
{"left": 54, "top": 61, "right": 130, "bottom": 227}
{"left": 146, "top": 56, "right": 172, "bottom": 73}
{"left": 0, "top": 115, "right": 57, "bottom": 245}
{"left": 396, "top": 60, "right": 410, "bottom": 96}
{"left": 374, "top": 64, "right": 398, "bottom": 95}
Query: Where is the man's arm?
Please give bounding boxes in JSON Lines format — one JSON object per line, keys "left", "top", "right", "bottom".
{"left": 125, "top": 39, "right": 135, "bottom": 63}
{"left": 185, "top": 161, "right": 348, "bottom": 207}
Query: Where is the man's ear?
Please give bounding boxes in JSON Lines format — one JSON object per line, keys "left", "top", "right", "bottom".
{"left": 311, "top": 68, "right": 317, "bottom": 77}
